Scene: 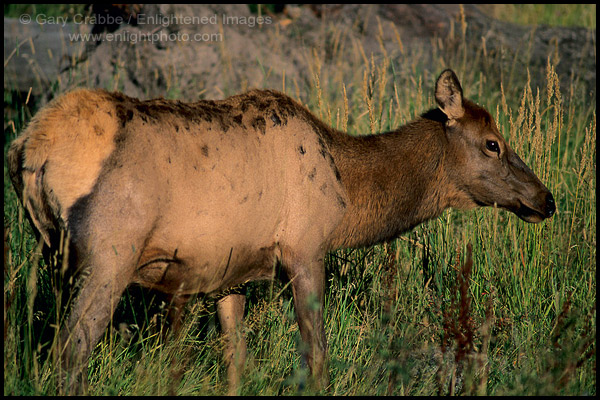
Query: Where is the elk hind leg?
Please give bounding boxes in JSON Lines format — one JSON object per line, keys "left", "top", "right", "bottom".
{"left": 57, "top": 248, "right": 134, "bottom": 394}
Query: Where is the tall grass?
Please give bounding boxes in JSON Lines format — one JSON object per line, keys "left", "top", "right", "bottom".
{"left": 4, "top": 5, "right": 595, "bottom": 395}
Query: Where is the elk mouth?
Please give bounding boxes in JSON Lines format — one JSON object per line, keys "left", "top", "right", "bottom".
{"left": 513, "top": 193, "right": 556, "bottom": 223}
{"left": 494, "top": 201, "right": 544, "bottom": 223}
{"left": 515, "top": 202, "right": 546, "bottom": 223}
{"left": 477, "top": 195, "right": 554, "bottom": 224}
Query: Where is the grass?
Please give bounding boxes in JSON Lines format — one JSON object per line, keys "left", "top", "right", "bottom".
{"left": 3, "top": 4, "right": 88, "bottom": 20}
{"left": 479, "top": 4, "right": 596, "bottom": 29}
{"left": 4, "top": 4, "right": 596, "bottom": 396}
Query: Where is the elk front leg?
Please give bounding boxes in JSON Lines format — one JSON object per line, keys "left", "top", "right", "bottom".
{"left": 287, "top": 258, "right": 329, "bottom": 390}
{"left": 217, "top": 293, "right": 247, "bottom": 395}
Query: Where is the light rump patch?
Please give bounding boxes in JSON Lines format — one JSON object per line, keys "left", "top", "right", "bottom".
{"left": 8, "top": 90, "right": 120, "bottom": 245}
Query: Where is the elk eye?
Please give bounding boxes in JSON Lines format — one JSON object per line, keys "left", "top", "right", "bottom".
{"left": 486, "top": 140, "right": 500, "bottom": 154}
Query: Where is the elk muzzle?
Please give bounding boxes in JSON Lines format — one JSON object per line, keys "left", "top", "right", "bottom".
{"left": 515, "top": 190, "right": 555, "bottom": 223}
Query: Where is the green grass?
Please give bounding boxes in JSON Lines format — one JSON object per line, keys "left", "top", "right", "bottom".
{"left": 3, "top": 4, "right": 88, "bottom": 21}
{"left": 4, "top": 4, "right": 596, "bottom": 396}
{"left": 479, "top": 4, "right": 596, "bottom": 29}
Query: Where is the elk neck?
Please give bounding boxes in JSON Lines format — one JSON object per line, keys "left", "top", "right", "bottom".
{"left": 325, "top": 112, "right": 462, "bottom": 250}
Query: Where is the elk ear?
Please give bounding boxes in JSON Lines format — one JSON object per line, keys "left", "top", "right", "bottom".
{"left": 435, "top": 69, "right": 464, "bottom": 120}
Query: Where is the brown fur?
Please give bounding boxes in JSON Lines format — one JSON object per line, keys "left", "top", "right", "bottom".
{"left": 7, "top": 69, "right": 555, "bottom": 393}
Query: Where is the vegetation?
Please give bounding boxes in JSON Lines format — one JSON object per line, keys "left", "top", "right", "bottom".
{"left": 479, "top": 4, "right": 596, "bottom": 29}
{"left": 3, "top": 4, "right": 88, "bottom": 21}
{"left": 4, "top": 4, "right": 595, "bottom": 396}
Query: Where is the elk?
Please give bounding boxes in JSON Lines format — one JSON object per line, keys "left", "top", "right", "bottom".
{"left": 7, "top": 69, "right": 555, "bottom": 393}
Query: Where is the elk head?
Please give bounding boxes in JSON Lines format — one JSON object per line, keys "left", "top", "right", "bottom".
{"left": 436, "top": 69, "right": 556, "bottom": 223}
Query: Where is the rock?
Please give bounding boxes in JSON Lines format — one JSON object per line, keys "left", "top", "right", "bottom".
{"left": 4, "top": 5, "right": 595, "bottom": 103}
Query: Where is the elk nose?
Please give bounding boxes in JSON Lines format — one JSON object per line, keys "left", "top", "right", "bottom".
{"left": 545, "top": 193, "right": 556, "bottom": 218}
